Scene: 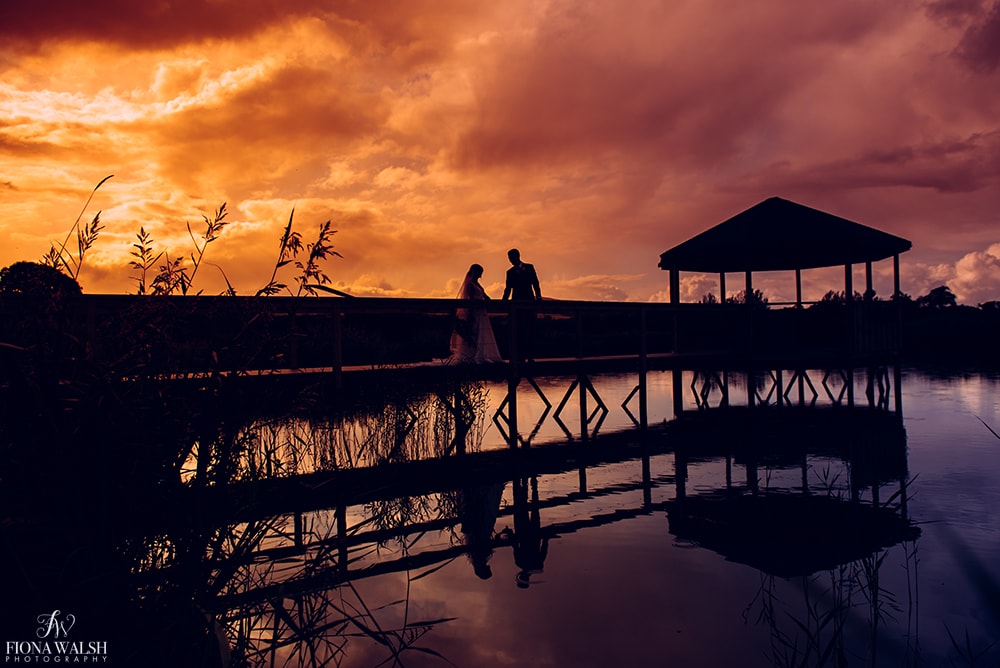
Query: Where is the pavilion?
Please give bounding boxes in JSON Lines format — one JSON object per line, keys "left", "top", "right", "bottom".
{"left": 657, "top": 197, "right": 912, "bottom": 305}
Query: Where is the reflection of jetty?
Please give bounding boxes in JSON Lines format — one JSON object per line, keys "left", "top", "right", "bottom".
{"left": 56, "top": 355, "right": 912, "bottom": 665}
{"left": 154, "top": 404, "right": 918, "bottom": 668}
{"left": 148, "top": 395, "right": 914, "bottom": 586}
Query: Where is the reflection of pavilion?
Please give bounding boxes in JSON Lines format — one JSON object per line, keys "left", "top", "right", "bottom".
{"left": 666, "top": 491, "right": 919, "bottom": 578}
{"left": 665, "top": 396, "right": 917, "bottom": 576}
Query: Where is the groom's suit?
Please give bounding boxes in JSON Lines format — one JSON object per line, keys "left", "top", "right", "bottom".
{"left": 504, "top": 262, "right": 540, "bottom": 301}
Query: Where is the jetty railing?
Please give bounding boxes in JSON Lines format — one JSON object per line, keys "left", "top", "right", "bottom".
{"left": 0, "top": 293, "right": 903, "bottom": 374}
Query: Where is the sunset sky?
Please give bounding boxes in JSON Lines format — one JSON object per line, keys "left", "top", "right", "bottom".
{"left": 1, "top": 0, "right": 998, "bottom": 304}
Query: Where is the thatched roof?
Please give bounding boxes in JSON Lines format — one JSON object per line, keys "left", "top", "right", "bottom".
{"left": 658, "top": 197, "right": 912, "bottom": 273}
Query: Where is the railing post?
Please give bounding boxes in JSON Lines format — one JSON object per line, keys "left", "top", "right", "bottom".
{"left": 508, "top": 303, "right": 519, "bottom": 375}
{"left": 332, "top": 305, "right": 343, "bottom": 389}
{"left": 507, "top": 302, "right": 521, "bottom": 449}
{"left": 576, "top": 307, "right": 585, "bottom": 359}
{"left": 639, "top": 305, "right": 648, "bottom": 429}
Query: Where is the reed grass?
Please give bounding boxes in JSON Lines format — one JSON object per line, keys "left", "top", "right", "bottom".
{"left": 42, "top": 174, "right": 112, "bottom": 281}
{"left": 37, "top": 178, "right": 345, "bottom": 297}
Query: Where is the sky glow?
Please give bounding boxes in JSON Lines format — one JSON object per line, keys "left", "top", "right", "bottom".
{"left": 1, "top": 0, "right": 998, "bottom": 303}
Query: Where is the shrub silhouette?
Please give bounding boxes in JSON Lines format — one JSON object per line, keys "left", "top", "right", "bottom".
{"left": 0, "top": 261, "right": 82, "bottom": 299}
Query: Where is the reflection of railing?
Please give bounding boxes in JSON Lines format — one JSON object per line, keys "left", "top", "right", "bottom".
{"left": 192, "top": 426, "right": 914, "bottom": 664}
{"left": 157, "top": 402, "right": 913, "bottom": 583}
{"left": 115, "top": 369, "right": 919, "bottom": 667}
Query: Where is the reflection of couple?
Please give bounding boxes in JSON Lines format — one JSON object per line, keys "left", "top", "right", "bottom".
{"left": 448, "top": 249, "right": 542, "bottom": 365}
{"left": 501, "top": 476, "right": 548, "bottom": 589}
{"left": 458, "top": 481, "right": 507, "bottom": 580}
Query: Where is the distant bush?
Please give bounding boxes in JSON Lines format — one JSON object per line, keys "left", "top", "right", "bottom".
{"left": 0, "top": 261, "right": 82, "bottom": 300}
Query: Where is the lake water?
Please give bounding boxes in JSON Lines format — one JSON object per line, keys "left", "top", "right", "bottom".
{"left": 3, "top": 366, "right": 999, "bottom": 667}
{"left": 208, "top": 367, "right": 1000, "bottom": 667}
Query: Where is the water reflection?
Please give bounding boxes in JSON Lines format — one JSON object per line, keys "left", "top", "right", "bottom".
{"left": 4, "top": 366, "right": 987, "bottom": 667}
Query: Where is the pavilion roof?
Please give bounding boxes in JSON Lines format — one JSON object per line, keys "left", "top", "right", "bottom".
{"left": 658, "top": 197, "right": 912, "bottom": 273}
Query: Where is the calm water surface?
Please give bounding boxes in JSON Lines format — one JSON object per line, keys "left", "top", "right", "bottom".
{"left": 233, "top": 368, "right": 1000, "bottom": 667}
{"left": 6, "top": 367, "right": 997, "bottom": 667}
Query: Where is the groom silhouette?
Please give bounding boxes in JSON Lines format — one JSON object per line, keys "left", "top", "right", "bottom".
{"left": 502, "top": 249, "right": 542, "bottom": 301}
{"left": 502, "top": 248, "right": 541, "bottom": 360}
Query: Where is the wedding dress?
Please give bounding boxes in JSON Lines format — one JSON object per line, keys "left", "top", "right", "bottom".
{"left": 448, "top": 272, "right": 503, "bottom": 364}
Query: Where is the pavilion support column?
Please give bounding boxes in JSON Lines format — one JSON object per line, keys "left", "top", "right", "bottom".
{"left": 795, "top": 269, "right": 803, "bottom": 308}
{"left": 863, "top": 261, "right": 875, "bottom": 353}
{"left": 745, "top": 271, "right": 753, "bottom": 299}
{"left": 719, "top": 272, "right": 726, "bottom": 303}
{"left": 669, "top": 268, "right": 680, "bottom": 305}
{"left": 846, "top": 263, "right": 856, "bottom": 354}
{"left": 893, "top": 253, "right": 904, "bottom": 354}
{"left": 670, "top": 267, "right": 681, "bottom": 354}
{"left": 893, "top": 254, "right": 901, "bottom": 298}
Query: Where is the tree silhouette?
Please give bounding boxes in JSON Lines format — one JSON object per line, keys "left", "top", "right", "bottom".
{"left": 916, "top": 285, "right": 957, "bottom": 309}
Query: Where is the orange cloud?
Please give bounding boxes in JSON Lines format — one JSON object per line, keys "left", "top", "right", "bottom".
{"left": 1, "top": 0, "right": 999, "bottom": 303}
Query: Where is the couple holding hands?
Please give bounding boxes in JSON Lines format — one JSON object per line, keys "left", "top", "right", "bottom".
{"left": 448, "top": 248, "right": 542, "bottom": 364}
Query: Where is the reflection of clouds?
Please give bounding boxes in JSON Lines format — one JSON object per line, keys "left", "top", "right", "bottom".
{"left": 943, "top": 371, "right": 1000, "bottom": 428}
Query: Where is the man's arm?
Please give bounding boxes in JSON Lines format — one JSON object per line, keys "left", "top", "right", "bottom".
{"left": 529, "top": 265, "right": 541, "bottom": 299}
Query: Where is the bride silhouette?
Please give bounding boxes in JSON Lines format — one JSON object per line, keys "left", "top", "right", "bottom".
{"left": 448, "top": 264, "right": 503, "bottom": 364}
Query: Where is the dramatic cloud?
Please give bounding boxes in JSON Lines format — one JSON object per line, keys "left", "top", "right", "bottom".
{"left": 1, "top": 0, "right": 998, "bottom": 303}
{"left": 910, "top": 243, "right": 1000, "bottom": 305}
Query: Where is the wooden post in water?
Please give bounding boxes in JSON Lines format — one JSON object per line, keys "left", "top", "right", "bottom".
{"left": 674, "top": 448, "right": 687, "bottom": 500}
{"left": 336, "top": 504, "right": 348, "bottom": 575}
{"left": 746, "top": 452, "right": 759, "bottom": 495}
{"left": 894, "top": 364, "right": 903, "bottom": 418}
{"left": 847, "top": 368, "right": 856, "bottom": 406}
{"left": 671, "top": 368, "right": 683, "bottom": 418}
{"left": 507, "top": 304, "right": 520, "bottom": 449}
{"left": 641, "top": 451, "right": 652, "bottom": 508}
